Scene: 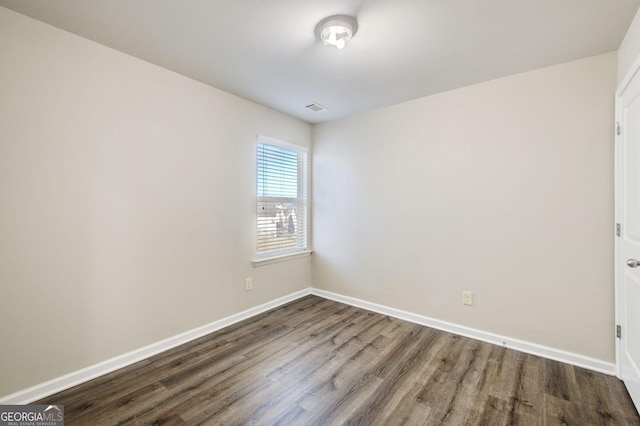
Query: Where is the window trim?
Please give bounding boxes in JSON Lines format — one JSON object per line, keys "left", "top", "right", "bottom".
{"left": 252, "top": 249, "right": 313, "bottom": 267}
{"left": 253, "top": 135, "right": 310, "bottom": 264}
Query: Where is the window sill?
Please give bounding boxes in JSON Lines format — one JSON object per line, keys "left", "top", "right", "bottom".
{"left": 252, "top": 250, "right": 314, "bottom": 267}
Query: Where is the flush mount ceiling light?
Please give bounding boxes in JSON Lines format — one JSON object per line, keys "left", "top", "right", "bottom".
{"left": 315, "top": 15, "right": 358, "bottom": 50}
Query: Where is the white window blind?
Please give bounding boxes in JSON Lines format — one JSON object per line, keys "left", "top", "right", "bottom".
{"left": 256, "top": 136, "right": 308, "bottom": 257}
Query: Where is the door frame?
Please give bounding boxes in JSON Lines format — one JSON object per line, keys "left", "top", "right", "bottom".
{"left": 615, "top": 52, "right": 640, "bottom": 378}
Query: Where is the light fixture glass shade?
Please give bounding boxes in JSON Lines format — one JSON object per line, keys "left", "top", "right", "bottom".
{"left": 315, "top": 15, "right": 358, "bottom": 49}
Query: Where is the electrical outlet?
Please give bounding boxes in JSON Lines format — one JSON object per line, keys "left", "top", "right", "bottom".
{"left": 245, "top": 278, "right": 253, "bottom": 291}
{"left": 462, "top": 291, "right": 473, "bottom": 306}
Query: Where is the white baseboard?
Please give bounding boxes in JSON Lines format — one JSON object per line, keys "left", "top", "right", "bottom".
{"left": 310, "top": 288, "right": 616, "bottom": 376}
{"left": 2, "top": 286, "right": 616, "bottom": 404}
{"left": 0, "top": 288, "right": 312, "bottom": 404}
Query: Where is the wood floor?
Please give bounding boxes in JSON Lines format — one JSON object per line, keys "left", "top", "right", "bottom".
{"left": 37, "top": 295, "right": 639, "bottom": 425}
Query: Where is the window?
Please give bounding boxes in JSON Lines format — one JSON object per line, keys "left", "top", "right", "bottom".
{"left": 256, "top": 136, "right": 308, "bottom": 258}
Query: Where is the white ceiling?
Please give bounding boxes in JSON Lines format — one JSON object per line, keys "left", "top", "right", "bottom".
{"left": 1, "top": 0, "right": 639, "bottom": 123}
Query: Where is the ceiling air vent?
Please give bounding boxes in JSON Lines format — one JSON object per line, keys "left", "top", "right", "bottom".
{"left": 305, "top": 102, "right": 328, "bottom": 112}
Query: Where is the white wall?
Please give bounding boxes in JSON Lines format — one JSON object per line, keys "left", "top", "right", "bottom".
{"left": 313, "top": 52, "right": 617, "bottom": 362}
{"left": 619, "top": 7, "right": 640, "bottom": 84}
{"left": 0, "top": 6, "right": 311, "bottom": 397}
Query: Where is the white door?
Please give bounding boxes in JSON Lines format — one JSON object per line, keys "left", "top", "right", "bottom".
{"left": 617, "top": 63, "right": 640, "bottom": 411}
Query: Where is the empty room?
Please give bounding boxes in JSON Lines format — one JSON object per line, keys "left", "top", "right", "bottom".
{"left": 2, "top": 0, "right": 640, "bottom": 424}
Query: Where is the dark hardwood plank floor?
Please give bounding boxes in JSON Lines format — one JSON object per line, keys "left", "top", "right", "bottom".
{"left": 36, "top": 295, "right": 639, "bottom": 425}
